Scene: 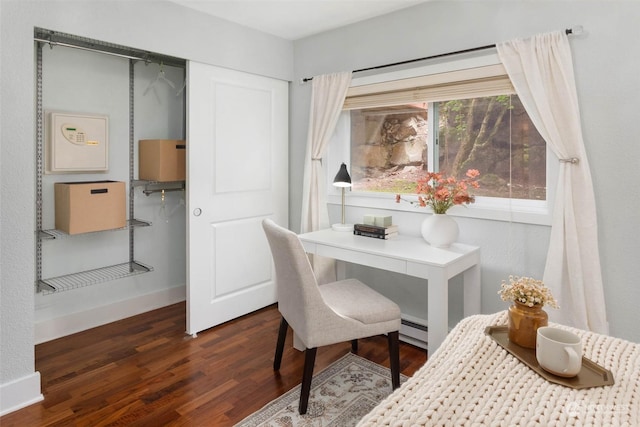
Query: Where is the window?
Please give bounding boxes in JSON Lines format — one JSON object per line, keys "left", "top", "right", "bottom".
{"left": 350, "top": 95, "right": 546, "bottom": 201}
{"left": 327, "top": 52, "right": 556, "bottom": 225}
{"left": 350, "top": 104, "right": 429, "bottom": 194}
{"left": 438, "top": 96, "right": 546, "bottom": 201}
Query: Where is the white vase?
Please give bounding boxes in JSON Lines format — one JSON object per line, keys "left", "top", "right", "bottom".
{"left": 421, "top": 214, "right": 459, "bottom": 248}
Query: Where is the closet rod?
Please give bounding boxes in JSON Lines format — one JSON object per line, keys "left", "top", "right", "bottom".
{"left": 35, "top": 38, "right": 150, "bottom": 62}
{"left": 302, "top": 27, "right": 580, "bottom": 83}
{"left": 143, "top": 188, "right": 184, "bottom": 196}
{"left": 33, "top": 29, "right": 186, "bottom": 67}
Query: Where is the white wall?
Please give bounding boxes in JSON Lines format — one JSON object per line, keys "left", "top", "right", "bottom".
{"left": 0, "top": 0, "right": 292, "bottom": 415}
{"left": 290, "top": 1, "right": 640, "bottom": 343}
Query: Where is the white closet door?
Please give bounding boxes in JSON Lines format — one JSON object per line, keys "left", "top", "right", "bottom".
{"left": 186, "top": 61, "right": 288, "bottom": 335}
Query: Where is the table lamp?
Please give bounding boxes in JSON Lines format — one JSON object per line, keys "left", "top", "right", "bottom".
{"left": 332, "top": 163, "right": 353, "bottom": 232}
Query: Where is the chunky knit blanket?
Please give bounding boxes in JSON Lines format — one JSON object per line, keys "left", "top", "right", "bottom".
{"left": 358, "top": 312, "right": 640, "bottom": 426}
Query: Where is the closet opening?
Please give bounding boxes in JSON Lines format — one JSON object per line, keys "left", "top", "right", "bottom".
{"left": 34, "top": 28, "right": 188, "bottom": 344}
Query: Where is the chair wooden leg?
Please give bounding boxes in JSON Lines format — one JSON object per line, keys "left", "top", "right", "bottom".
{"left": 388, "top": 331, "right": 400, "bottom": 390}
{"left": 351, "top": 339, "right": 358, "bottom": 353}
{"left": 299, "top": 347, "right": 317, "bottom": 415}
{"left": 273, "top": 317, "right": 288, "bottom": 371}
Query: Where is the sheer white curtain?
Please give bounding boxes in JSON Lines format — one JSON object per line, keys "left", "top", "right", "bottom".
{"left": 300, "top": 71, "right": 352, "bottom": 283}
{"left": 497, "top": 31, "right": 608, "bottom": 333}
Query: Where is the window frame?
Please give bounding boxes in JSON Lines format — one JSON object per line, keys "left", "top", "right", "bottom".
{"left": 326, "top": 51, "right": 556, "bottom": 226}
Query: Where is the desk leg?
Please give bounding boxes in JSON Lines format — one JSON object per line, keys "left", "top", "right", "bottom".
{"left": 427, "top": 269, "right": 448, "bottom": 356}
{"left": 463, "top": 264, "right": 481, "bottom": 317}
{"left": 336, "top": 260, "right": 346, "bottom": 281}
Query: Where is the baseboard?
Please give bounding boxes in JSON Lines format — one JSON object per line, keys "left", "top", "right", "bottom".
{"left": 0, "top": 372, "right": 43, "bottom": 416}
{"left": 400, "top": 315, "right": 428, "bottom": 350}
{"left": 399, "top": 314, "right": 458, "bottom": 351}
{"left": 35, "top": 285, "right": 186, "bottom": 344}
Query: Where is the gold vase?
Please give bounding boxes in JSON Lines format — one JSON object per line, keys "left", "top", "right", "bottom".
{"left": 508, "top": 302, "right": 548, "bottom": 349}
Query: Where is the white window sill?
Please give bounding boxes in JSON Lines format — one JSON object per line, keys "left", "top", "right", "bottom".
{"left": 327, "top": 192, "right": 552, "bottom": 226}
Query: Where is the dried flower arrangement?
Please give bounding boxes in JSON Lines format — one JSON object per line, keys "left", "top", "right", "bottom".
{"left": 498, "top": 275, "right": 559, "bottom": 309}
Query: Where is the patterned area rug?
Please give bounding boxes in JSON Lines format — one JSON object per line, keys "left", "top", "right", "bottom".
{"left": 235, "top": 353, "right": 407, "bottom": 427}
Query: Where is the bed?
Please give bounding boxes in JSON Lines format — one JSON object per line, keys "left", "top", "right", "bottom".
{"left": 358, "top": 311, "right": 640, "bottom": 426}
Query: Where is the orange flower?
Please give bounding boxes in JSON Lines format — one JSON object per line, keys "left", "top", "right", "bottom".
{"left": 466, "top": 169, "right": 480, "bottom": 178}
{"left": 434, "top": 188, "right": 450, "bottom": 201}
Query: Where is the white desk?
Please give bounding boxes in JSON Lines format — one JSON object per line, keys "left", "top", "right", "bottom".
{"left": 298, "top": 229, "right": 481, "bottom": 355}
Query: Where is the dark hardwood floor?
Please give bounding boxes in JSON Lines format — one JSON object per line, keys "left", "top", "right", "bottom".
{"left": 1, "top": 302, "right": 426, "bottom": 426}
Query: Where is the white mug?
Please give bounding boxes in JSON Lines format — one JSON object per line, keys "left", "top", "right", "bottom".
{"left": 536, "top": 326, "right": 582, "bottom": 377}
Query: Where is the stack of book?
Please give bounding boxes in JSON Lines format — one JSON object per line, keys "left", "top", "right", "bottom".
{"left": 353, "top": 224, "right": 398, "bottom": 239}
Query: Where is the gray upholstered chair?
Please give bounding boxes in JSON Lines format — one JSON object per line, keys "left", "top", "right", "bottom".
{"left": 261, "top": 218, "right": 402, "bottom": 414}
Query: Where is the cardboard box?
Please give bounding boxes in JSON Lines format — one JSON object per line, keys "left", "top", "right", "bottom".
{"left": 55, "top": 181, "right": 126, "bottom": 234}
{"left": 139, "top": 139, "right": 186, "bottom": 182}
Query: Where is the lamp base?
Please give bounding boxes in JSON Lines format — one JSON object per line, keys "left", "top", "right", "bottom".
{"left": 331, "top": 223, "right": 354, "bottom": 232}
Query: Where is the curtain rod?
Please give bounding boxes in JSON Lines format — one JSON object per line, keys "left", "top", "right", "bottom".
{"left": 301, "top": 26, "right": 581, "bottom": 83}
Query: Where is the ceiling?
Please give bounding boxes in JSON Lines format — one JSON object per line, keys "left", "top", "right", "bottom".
{"left": 168, "top": 0, "right": 430, "bottom": 40}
